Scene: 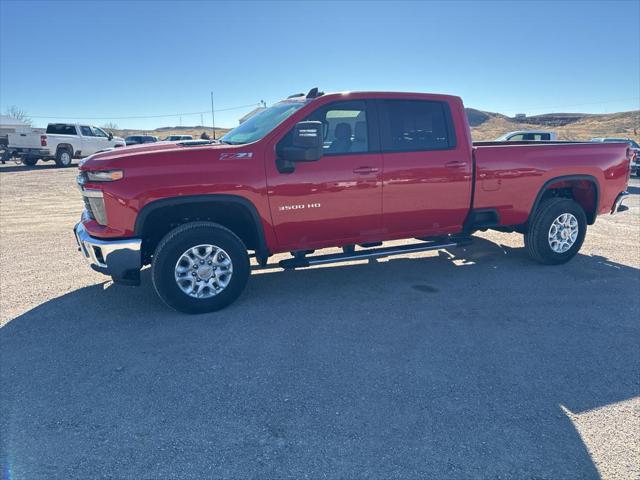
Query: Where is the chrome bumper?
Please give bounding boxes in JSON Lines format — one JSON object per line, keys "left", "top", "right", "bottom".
{"left": 74, "top": 222, "right": 142, "bottom": 285}
{"left": 611, "top": 191, "right": 629, "bottom": 214}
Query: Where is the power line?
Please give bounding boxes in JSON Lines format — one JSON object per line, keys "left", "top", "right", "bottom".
{"left": 27, "top": 102, "right": 261, "bottom": 120}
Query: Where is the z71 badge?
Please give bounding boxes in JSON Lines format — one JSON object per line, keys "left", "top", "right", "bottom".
{"left": 219, "top": 152, "right": 253, "bottom": 160}
{"left": 279, "top": 203, "right": 321, "bottom": 212}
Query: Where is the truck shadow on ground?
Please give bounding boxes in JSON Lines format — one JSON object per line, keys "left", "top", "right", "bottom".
{"left": 627, "top": 184, "right": 640, "bottom": 194}
{"left": 2, "top": 238, "right": 639, "bottom": 479}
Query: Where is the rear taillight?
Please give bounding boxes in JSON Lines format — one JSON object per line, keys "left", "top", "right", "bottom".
{"left": 40, "top": 135, "right": 47, "bottom": 146}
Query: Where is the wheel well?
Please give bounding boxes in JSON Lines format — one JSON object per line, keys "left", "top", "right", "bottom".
{"left": 534, "top": 178, "right": 598, "bottom": 224}
{"left": 56, "top": 143, "right": 73, "bottom": 154}
{"left": 138, "top": 200, "right": 264, "bottom": 262}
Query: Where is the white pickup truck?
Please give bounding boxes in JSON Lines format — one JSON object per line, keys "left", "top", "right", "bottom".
{"left": 495, "top": 130, "right": 558, "bottom": 141}
{"left": 3, "top": 123, "right": 125, "bottom": 167}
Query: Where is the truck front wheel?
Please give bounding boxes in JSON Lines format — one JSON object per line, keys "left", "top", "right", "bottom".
{"left": 151, "top": 222, "right": 250, "bottom": 314}
{"left": 524, "top": 198, "right": 587, "bottom": 265}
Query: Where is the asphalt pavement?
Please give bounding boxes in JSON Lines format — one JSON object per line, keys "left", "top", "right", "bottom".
{"left": 1, "top": 163, "right": 639, "bottom": 479}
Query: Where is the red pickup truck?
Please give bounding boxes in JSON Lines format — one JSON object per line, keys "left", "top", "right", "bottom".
{"left": 74, "top": 89, "right": 631, "bottom": 313}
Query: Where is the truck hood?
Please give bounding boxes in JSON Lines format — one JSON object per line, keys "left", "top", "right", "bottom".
{"left": 79, "top": 140, "right": 244, "bottom": 170}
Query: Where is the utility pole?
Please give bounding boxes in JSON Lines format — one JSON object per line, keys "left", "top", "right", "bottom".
{"left": 210, "top": 91, "right": 215, "bottom": 140}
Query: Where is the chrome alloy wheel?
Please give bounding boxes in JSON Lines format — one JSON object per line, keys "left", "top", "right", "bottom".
{"left": 547, "top": 213, "right": 579, "bottom": 253}
{"left": 174, "top": 244, "right": 233, "bottom": 298}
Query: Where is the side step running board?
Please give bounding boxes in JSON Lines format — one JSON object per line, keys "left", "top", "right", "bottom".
{"left": 279, "top": 237, "right": 472, "bottom": 269}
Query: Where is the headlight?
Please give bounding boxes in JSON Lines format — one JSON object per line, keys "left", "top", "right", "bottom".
{"left": 86, "top": 170, "right": 124, "bottom": 182}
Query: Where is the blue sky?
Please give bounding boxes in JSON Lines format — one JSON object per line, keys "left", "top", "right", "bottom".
{"left": 1, "top": 0, "right": 638, "bottom": 130}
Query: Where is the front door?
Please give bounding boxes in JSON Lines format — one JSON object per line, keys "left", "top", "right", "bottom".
{"left": 265, "top": 100, "right": 383, "bottom": 251}
{"left": 91, "top": 127, "right": 111, "bottom": 153}
{"left": 79, "top": 125, "right": 97, "bottom": 155}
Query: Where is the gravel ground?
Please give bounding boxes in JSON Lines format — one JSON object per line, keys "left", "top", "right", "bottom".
{"left": 1, "top": 161, "right": 639, "bottom": 479}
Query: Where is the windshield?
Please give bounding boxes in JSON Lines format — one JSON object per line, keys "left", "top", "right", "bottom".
{"left": 221, "top": 101, "right": 307, "bottom": 145}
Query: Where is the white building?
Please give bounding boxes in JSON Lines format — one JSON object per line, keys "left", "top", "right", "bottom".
{"left": 0, "top": 115, "right": 31, "bottom": 135}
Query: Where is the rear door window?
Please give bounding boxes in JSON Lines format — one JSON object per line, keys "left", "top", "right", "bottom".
{"left": 379, "top": 100, "right": 455, "bottom": 152}
{"left": 522, "top": 133, "right": 544, "bottom": 141}
{"left": 46, "top": 124, "right": 77, "bottom": 135}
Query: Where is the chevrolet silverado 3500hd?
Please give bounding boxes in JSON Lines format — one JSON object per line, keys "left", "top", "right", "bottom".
{"left": 74, "top": 89, "right": 631, "bottom": 313}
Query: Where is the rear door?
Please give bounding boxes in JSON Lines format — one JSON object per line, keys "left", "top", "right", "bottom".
{"left": 378, "top": 99, "right": 472, "bottom": 237}
{"left": 265, "top": 100, "right": 383, "bottom": 250}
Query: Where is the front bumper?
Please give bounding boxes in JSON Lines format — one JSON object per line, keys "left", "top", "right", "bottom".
{"left": 74, "top": 222, "right": 142, "bottom": 285}
{"left": 611, "top": 191, "right": 629, "bottom": 214}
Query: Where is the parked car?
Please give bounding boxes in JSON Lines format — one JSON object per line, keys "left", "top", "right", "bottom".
{"left": 74, "top": 89, "right": 631, "bottom": 314}
{"left": 591, "top": 138, "right": 640, "bottom": 176}
{"left": 3, "top": 123, "right": 125, "bottom": 167}
{"left": 125, "top": 135, "right": 158, "bottom": 146}
{"left": 163, "top": 135, "right": 193, "bottom": 141}
{"left": 495, "top": 130, "right": 557, "bottom": 141}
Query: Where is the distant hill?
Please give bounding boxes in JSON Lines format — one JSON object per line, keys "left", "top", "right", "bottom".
{"left": 465, "top": 109, "right": 639, "bottom": 142}
{"left": 112, "top": 126, "right": 230, "bottom": 140}
{"left": 108, "top": 109, "right": 639, "bottom": 144}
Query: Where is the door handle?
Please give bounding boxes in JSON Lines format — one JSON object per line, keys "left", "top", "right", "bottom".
{"left": 445, "top": 161, "right": 468, "bottom": 169}
{"left": 353, "top": 166, "right": 379, "bottom": 174}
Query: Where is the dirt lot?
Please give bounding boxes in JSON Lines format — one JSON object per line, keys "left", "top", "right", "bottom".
{"left": 1, "top": 161, "right": 639, "bottom": 479}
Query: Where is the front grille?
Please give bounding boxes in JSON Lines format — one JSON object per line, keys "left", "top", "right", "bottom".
{"left": 77, "top": 172, "right": 88, "bottom": 186}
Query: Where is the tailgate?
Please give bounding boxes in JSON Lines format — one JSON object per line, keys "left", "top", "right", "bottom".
{"left": 8, "top": 132, "right": 42, "bottom": 148}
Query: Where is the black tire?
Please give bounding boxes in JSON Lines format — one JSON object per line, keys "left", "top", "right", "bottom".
{"left": 151, "top": 221, "right": 250, "bottom": 314}
{"left": 22, "top": 157, "right": 38, "bottom": 166}
{"left": 524, "top": 198, "right": 587, "bottom": 265}
{"left": 54, "top": 147, "right": 73, "bottom": 167}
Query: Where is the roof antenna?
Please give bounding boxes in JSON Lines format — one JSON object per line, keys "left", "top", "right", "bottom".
{"left": 306, "top": 87, "right": 324, "bottom": 99}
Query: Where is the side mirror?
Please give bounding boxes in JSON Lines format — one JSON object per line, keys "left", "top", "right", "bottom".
{"left": 280, "top": 121, "right": 324, "bottom": 162}
{"left": 108, "top": 132, "right": 113, "bottom": 141}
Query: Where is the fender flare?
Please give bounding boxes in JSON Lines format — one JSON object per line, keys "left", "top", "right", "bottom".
{"left": 56, "top": 143, "right": 73, "bottom": 153}
{"left": 134, "top": 194, "right": 269, "bottom": 253}
{"left": 529, "top": 174, "right": 600, "bottom": 224}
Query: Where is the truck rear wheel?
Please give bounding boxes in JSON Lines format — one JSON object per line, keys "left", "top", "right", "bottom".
{"left": 151, "top": 222, "right": 250, "bottom": 314}
{"left": 55, "top": 147, "right": 73, "bottom": 167}
{"left": 524, "top": 198, "right": 587, "bottom": 265}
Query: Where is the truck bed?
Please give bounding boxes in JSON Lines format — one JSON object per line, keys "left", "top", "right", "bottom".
{"left": 471, "top": 141, "right": 630, "bottom": 226}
